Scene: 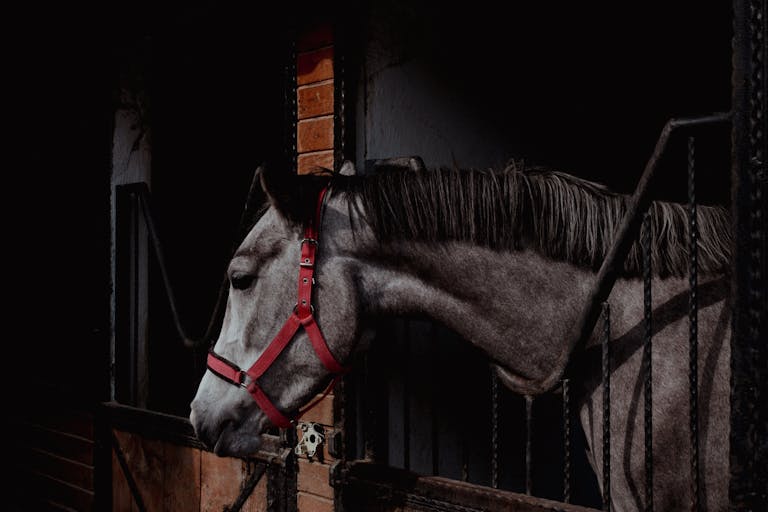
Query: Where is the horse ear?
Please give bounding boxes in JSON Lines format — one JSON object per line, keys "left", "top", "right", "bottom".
{"left": 258, "top": 163, "right": 329, "bottom": 223}
{"left": 339, "top": 160, "right": 357, "bottom": 176}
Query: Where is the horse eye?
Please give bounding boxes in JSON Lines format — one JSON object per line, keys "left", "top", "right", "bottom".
{"left": 230, "top": 273, "right": 255, "bottom": 290}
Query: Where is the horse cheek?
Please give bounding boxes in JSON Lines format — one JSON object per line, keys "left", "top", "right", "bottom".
{"left": 316, "top": 270, "right": 360, "bottom": 361}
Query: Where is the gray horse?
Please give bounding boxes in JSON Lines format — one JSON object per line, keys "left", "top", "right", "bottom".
{"left": 191, "top": 162, "right": 731, "bottom": 511}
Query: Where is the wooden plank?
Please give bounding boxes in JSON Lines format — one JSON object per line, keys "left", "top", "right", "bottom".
{"left": 297, "top": 46, "right": 334, "bottom": 85}
{"left": 343, "top": 462, "right": 601, "bottom": 512}
{"left": 112, "top": 430, "right": 164, "bottom": 511}
{"left": 297, "top": 459, "right": 333, "bottom": 499}
{"left": 101, "top": 402, "right": 289, "bottom": 464}
{"left": 20, "top": 471, "right": 94, "bottom": 512}
{"left": 112, "top": 447, "right": 133, "bottom": 512}
{"left": 23, "top": 423, "right": 93, "bottom": 465}
{"left": 242, "top": 470, "right": 269, "bottom": 512}
{"left": 297, "top": 24, "right": 333, "bottom": 52}
{"left": 24, "top": 447, "right": 94, "bottom": 490}
{"left": 201, "top": 450, "right": 246, "bottom": 511}
{"left": 298, "top": 150, "right": 334, "bottom": 175}
{"left": 21, "top": 407, "right": 94, "bottom": 440}
{"left": 38, "top": 500, "right": 80, "bottom": 511}
{"left": 101, "top": 401, "right": 202, "bottom": 450}
{"left": 297, "top": 116, "right": 334, "bottom": 153}
{"left": 297, "top": 492, "right": 334, "bottom": 512}
{"left": 298, "top": 81, "right": 334, "bottom": 120}
{"left": 163, "top": 443, "right": 201, "bottom": 511}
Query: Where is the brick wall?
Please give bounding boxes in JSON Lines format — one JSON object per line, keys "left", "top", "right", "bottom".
{"left": 295, "top": 22, "right": 339, "bottom": 512}
{"left": 296, "top": 24, "right": 335, "bottom": 175}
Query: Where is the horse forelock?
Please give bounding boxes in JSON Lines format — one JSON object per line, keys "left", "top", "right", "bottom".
{"left": 331, "top": 163, "right": 732, "bottom": 277}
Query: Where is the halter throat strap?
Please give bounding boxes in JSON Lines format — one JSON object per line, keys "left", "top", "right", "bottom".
{"left": 206, "top": 185, "right": 348, "bottom": 428}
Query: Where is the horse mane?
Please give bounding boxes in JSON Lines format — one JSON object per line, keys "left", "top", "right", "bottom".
{"left": 333, "top": 163, "right": 732, "bottom": 277}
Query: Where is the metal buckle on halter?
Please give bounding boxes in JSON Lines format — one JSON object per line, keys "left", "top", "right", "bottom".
{"left": 301, "top": 238, "right": 318, "bottom": 246}
{"left": 237, "top": 371, "right": 252, "bottom": 389}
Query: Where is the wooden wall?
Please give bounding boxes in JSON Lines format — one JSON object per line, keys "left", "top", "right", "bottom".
{"left": 111, "top": 430, "right": 267, "bottom": 511}
{"left": 14, "top": 404, "right": 96, "bottom": 511}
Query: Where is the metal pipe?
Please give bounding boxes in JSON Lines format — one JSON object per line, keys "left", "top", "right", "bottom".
{"left": 563, "top": 114, "right": 732, "bottom": 391}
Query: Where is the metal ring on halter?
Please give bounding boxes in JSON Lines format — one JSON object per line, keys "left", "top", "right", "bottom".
{"left": 294, "top": 303, "right": 315, "bottom": 315}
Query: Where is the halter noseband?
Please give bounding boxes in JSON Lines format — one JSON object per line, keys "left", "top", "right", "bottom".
{"left": 206, "top": 185, "right": 348, "bottom": 428}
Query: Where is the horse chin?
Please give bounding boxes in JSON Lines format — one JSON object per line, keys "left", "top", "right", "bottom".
{"left": 213, "top": 433, "right": 263, "bottom": 457}
{"left": 212, "top": 415, "right": 268, "bottom": 457}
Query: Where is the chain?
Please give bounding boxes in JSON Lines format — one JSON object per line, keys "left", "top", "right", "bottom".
{"left": 687, "top": 137, "right": 701, "bottom": 511}
{"left": 642, "top": 211, "right": 654, "bottom": 512}
{"left": 601, "top": 302, "right": 611, "bottom": 511}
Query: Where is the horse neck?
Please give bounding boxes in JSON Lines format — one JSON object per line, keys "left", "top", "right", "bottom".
{"left": 331, "top": 198, "right": 596, "bottom": 393}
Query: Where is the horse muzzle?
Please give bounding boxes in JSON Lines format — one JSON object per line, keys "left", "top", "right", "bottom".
{"left": 190, "top": 398, "right": 265, "bottom": 456}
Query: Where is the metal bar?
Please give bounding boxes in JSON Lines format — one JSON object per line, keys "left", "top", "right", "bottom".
{"left": 601, "top": 303, "right": 611, "bottom": 511}
{"left": 225, "top": 462, "right": 267, "bottom": 512}
{"left": 130, "top": 191, "right": 140, "bottom": 405}
{"left": 490, "top": 372, "right": 500, "bottom": 489}
{"left": 687, "top": 136, "right": 701, "bottom": 512}
{"left": 285, "top": 34, "right": 297, "bottom": 173}
{"left": 119, "top": 163, "right": 263, "bottom": 352}
{"left": 525, "top": 395, "right": 533, "bottom": 496}
{"left": 561, "top": 113, "right": 731, "bottom": 395}
{"left": 111, "top": 430, "right": 148, "bottom": 512}
{"left": 642, "top": 212, "right": 654, "bottom": 512}
{"left": 730, "top": 1, "right": 767, "bottom": 509}
{"left": 562, "top": 378, "right": 571, "bottom": 503}
{"left": 432, "top": 324, "right": 440, "bottom": 476}
{"left": 135, "top": 187, "right": 210, "bottom": 348}
{"left": 344, "top": 461, "right": 605, "bottom": 512}
{"left": 333, "top": 20, "right": 346, "bottom": 170}
{"left": 403, "top": 321, "right": 411, "bottom": 472}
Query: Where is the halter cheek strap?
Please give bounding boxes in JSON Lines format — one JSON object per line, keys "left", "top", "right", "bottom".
{"left": 207, "top": 185, "right": 349, "bottom": 428}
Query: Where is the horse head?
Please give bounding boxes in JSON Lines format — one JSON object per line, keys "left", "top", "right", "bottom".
{"left": 190, "top": 163, "right": 363, "bottom": 456}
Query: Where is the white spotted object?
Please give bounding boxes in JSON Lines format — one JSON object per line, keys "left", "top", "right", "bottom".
{"left": 295, "top": 422, "right": 325, "bottom": 458}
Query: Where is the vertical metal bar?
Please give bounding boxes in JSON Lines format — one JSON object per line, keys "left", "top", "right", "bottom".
{"left": 130, "top": 191, "right": 139, "bottom": 406}
{"left": 285, "top": 34, "right": 297, "bottom": 172}
{"left": 403, "top": 322, "right": 411, "bottom": 471}
{"left": 525, "top": 395, "right": 533, "bottom": 496}
{"left": 730, "top": 2, "right": 768, "bottom": 509}
{"left": 363, "top": 353, "right": 375, "bottom": 461}
{"left": 642, "top": 211, "right": 654, "bottom": 512}
{"left": 431, "top": 324, "right": 439, "bottom": 476}
{"left": 490, "top": 372, "right": 500, "bottom": 489}
{"left": 333, "top": 19, "right": 346, "bottom": 169}
{"left": 562, "top": 378, "right": 571, "bottom": 503}
{"left": 461, "top": 423, "right": 469, "bottom": 482}
{"left": 601, "top": 303, "right": 611, "bottom": 511}
{"left": 688, "top": 137, "right": 701, "bottom": 512}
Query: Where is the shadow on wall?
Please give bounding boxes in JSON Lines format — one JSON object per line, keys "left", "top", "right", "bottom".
{"left": 358, "top": 0, "right": 732, "bottom": 205}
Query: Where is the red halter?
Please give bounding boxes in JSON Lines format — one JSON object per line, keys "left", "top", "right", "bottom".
{"left": 206, "top": 185, "right": 348, "bottom": 428}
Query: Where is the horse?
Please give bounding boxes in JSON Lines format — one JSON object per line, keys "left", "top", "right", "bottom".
{"left": 190, "top": 162, "right": 732, "bottom": 511}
